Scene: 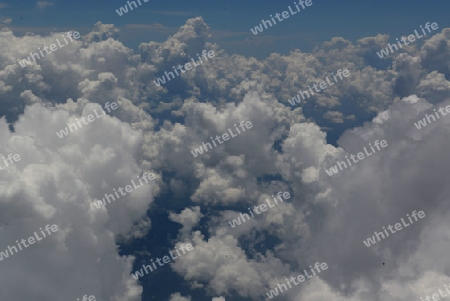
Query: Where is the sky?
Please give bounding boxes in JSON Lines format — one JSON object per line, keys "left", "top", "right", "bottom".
{"left": 1, "top": 1, "right": 450, "bottom": 301}
{"left": 2, "top": 0, "right": 450, "bottom": 57}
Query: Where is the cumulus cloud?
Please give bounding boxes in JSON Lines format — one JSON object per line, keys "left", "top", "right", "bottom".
{"left": 169, "top": 206, "right": 203, "bottom": 236}
{"left": 169, "top": 292, "right": 191, "bottom": 301}
{"left": 1, "top": 14, "right": 450, "bottom": 301}
{"left": 0, "top": 103, "right": 158, "bottom": 300}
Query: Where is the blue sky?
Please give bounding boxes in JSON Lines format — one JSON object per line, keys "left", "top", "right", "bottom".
{"left": 2, "top": 0, "right": 449, "bottom": 58}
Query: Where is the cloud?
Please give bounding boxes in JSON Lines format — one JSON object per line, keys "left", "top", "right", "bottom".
{"left": 1, "top": 16, "right": 450, "bottom": 301}
{"left": 0, "top": 103, "right": 156, "bottom": 300}
{"left": 169, "top": 293, "right": 192, "bottom": 301}
{"left": 36, "top": 1, "right": 54, "bottom": 9}
{"left": 169, "top": 206, "right": 203, "bottom": 236}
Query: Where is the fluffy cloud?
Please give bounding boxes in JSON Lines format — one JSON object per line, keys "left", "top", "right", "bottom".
{"left": 1, "top": 15, "right": 450, "bottom": 301}
{"left": 0, "top": 103, "right": 158, "bottom": 300}
{"left": 169, "top": 293, "right": 191, "bottom": 301}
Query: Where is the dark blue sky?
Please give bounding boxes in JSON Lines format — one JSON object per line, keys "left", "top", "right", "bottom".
{"left": 2, "top": 0, "right": 449, "bottom": 58}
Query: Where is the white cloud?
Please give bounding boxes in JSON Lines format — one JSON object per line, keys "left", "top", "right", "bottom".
{"left": 169, "top": 206, "right": 203, "bottom": 236}
{"left": 0, "top": 103, "right": 158, "bottom": 300}
{"left": 169, "top": 292, "right": 191, "bottom": 301}
{"left": 36, "top": 1, "right": 54, "bottom": 9}
{"left": 1, "top": 16, "right": 450, "bottom": 301}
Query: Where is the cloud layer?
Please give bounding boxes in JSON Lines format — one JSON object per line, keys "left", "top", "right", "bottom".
{"left": 0, "top": 16, "right": 449, "bottom": 301}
